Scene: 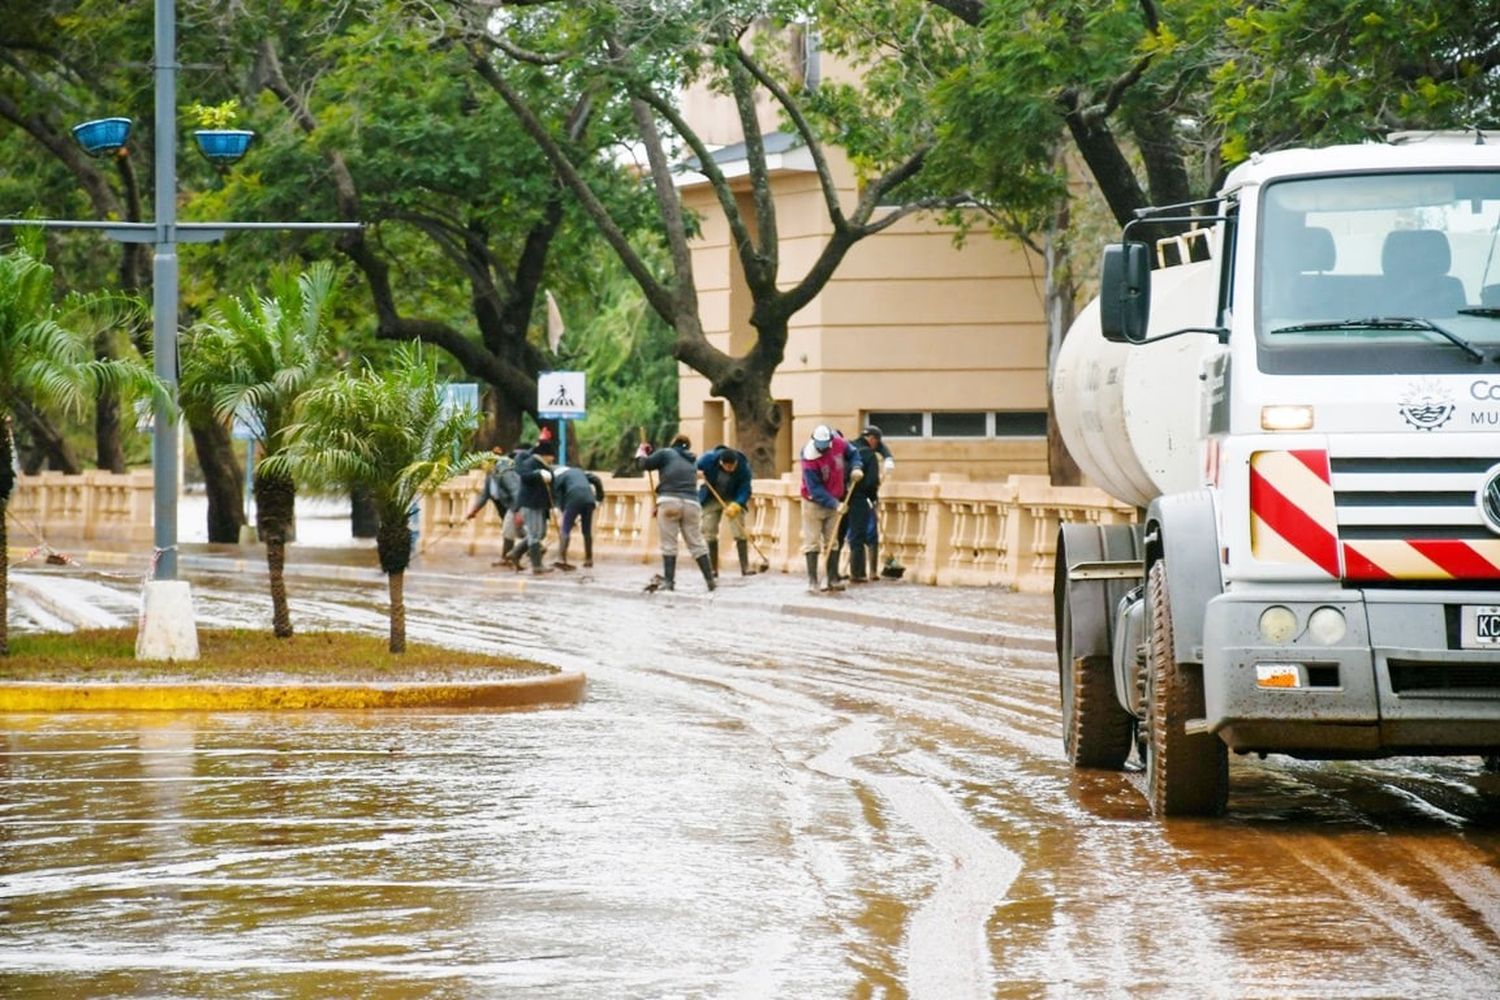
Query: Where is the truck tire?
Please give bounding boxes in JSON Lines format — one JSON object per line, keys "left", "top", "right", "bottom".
{"left": 1060, "top": 591, "right": 1133, "bottom": 768}
{"left": 1145, "top": 560, "right": 1228, "bottom": 817}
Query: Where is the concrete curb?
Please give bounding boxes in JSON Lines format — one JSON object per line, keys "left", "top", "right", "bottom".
{"left": 0, "top": 671, "right": 586, "bottom": 713}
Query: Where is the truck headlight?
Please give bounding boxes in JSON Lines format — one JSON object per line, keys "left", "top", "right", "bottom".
{"left": 1261, "top": 404, "right": 1314, "bottom": 431}
{"left": 1259, "top": 605, "right": 1299, "bottom": 643}
{"left": 1307, "top": 606, "right": 1347, "bottom": 644}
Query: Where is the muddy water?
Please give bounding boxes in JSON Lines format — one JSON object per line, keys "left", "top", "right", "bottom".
{"left": 4, "top": 565, "right": 1500, "bottom": 997}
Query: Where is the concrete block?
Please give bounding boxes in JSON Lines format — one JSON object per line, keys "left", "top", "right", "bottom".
{"left": 136, "top": 580, "right": 199, "bottom": 661}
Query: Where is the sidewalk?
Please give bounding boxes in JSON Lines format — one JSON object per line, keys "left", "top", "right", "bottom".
{"left": 13, "top": 493, "right": 1058, "bottom": 656}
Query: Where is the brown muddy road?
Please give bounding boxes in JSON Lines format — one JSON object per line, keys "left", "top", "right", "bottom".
{"left": 4, "top": 560, "right": 1500, "bottom": 998}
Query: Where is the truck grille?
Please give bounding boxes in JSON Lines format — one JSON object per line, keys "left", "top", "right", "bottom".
{"left": 1331, "top": 457, "right": 1495, "bottom": 540}
{"left": 1389, "top": 658, "right": 1500, "bottom": 694}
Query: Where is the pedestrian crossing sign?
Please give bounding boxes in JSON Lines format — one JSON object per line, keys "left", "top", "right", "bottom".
{"left": 537, "top": 371, "right": 587, "bottom": 419}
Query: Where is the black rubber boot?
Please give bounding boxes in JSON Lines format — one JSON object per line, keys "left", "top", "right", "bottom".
{"left": 736, "top": 539, "right": 751, "bottom": 575}
{"left": 583, "top": 534, "right": 594, "bottom": 568}
{"left": 662, "top": 555, "right": 676, "bottom": 591}
{"left": 529, "top": 543, "right": 551, "bottom": 574}
{"left": 805, "top": 551, "right": 820, "bottom": 591}
{"left": 849, "top": 538, "right": 867, "bottom": 582}
{"left": 556, "top": 534, "right": 571, "bottom": 567}
{"left": 825, "top": 550, "right": 845, "bottom": 591}
{"left": 707, "top": 540, "right": 719, "bottom": 577}
{"left": 696, "top": 554, "right": 717, "bottom": 591}
{"left": 869, "top": 542, "right": 880, "bottom": 580}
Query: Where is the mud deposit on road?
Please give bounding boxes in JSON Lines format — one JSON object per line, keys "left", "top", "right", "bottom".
{"left": 4, "top": 566, "right": 1500, "bottom": 997}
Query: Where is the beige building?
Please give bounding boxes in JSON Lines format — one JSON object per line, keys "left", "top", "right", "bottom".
{"left": 675, "top": 38, "right": 1052, "bottom": 482}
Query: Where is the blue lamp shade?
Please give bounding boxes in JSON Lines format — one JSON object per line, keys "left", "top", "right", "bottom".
{"left": 72, "top": 117, "right": 133, "bottom": 156}
{"left": 192, "top": 129, "right": 255, "bottom": 164}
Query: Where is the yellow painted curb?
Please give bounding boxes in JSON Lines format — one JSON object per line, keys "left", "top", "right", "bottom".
{"left": 0, "top": 671, "right": 586, "bottom": 712}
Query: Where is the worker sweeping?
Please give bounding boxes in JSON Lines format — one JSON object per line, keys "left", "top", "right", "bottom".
{"left": 636, "top": 434, "right": 716, "bottom": 592}
{"left": 696, "top": 444, "right": 753, "bottom": 577}
{"left": 799, "top": 424, "right": 862, "bottom": 593}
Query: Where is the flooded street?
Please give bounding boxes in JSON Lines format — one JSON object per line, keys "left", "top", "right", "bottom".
{"left": 5, "top": 559, "right": 1500, "bottom": 997}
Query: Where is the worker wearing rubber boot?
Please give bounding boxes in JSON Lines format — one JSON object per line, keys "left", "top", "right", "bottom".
{"left": 696, "top": 444, "right": 752, "bottom": 577}
{"left": 464, "top": 447, "right": 523, "bottom": 566}
{"left": 552, "top": 464, "right": 604, "bottom": 569}
{"left": 800, "top": 425, "right": 862, "bottom": 592}
{"left": 515, "top": 439, "right": 557, "bottom": 574}
{"left": 636, "top": 434, "right": 716, "bottom": 592}
{"left": 845, "top": 425, "right": 889, "bottom": 582}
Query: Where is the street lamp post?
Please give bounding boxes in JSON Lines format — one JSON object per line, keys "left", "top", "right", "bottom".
{"left": 1, "top": 0, "right": 359, "bottom": 658}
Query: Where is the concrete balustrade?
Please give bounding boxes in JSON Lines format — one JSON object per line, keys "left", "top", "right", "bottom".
{"left": 422, "top": 471, "right": 1133, "bottom": 592}
{"left": 10, "top": 469, "right": 1133, "bottom": 593}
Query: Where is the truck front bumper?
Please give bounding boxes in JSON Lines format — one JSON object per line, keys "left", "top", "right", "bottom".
{"left": 1202, "top": 588, "right": 1500, "bottom": 756}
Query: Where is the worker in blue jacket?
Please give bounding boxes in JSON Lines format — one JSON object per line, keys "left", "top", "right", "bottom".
{"left": 696, "top": 445, "right": 752, "bottom": 576}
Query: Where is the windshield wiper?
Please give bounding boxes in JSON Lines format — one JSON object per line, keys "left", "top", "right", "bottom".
{"left": 1270, "top": 316, "right": 1486, "bottom": 363}
{"left": 1458, "top": 307, "right": 1500, "bottom": 318}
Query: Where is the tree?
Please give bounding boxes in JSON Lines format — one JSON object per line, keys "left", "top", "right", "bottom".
{"left": 0, "top": 232, "right": 162, "bottom": 654}
{"left": 0, "top": 0, "right": 249, "bottom": 536}
{"left": 466, "top": 1, "right": 971, "bottom": 474}
{"left": 266, "top": 344, "right": 487, "bottom": 653}
{"left": 170, "top": 1, "right": 648, "bottom": 453}
{"left": 180, "top": 262, "right": 339, "bottom": 639}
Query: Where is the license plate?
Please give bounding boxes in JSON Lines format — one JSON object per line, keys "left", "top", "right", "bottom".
{"left": 1460, "top": 605, "right": 1500, "bottom": 648}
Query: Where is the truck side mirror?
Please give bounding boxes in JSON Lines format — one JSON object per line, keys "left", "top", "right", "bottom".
{"left": 1099, "top": 242, "right": 1151, "bottom": 343}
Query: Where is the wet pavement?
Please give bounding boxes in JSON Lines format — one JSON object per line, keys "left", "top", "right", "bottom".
{"left": 5, "top": 530, "right": 1500, "bottom": 997}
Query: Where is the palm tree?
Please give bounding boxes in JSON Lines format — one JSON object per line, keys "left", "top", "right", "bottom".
{"left": 0, "top": 233, "right": 162, "bottom": 655}
{"left": 181, "top": 262, "right": 338, "bottom": 638}
{"left": 266, "top": 344, "right": 485, "bottom": 653}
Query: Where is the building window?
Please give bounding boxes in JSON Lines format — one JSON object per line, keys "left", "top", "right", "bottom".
{"left": 931, "top": 412, "right": 987, "bottom": 437}
{"left": 866, "top": 411, "right": 924, "bottom": 437}
{"left": 993, "top": 411, "right": 1049, "bottom": 437}
{"left": 864, "top": 410, "right": 1047, "bottom": 439}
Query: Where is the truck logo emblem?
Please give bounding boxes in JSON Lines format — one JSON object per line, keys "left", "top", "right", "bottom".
{"left": 1398, "top": 380, "right": 1455, "bottom": 430}
{"left": 1479, "top": 465, "right": 1500, "bottom": 535}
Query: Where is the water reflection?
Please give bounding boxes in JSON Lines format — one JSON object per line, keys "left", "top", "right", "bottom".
{"left": 3, "top": 573, "right": 1500, "bottom": 997}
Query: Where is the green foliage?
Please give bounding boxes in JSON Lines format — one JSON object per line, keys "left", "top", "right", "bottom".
{"left": 179, "top": 261, "right": 341, "bottom": 456}
{"left": 550, "top": 254, "right": 678, "bottom": 471}
{"left": 0, "top": 232, "right": 162, "bottom": 425}
{"left": 267, "top": 342, "right": 489, "bottom": 570}
{"left": 1207, "top": 0, "right": 1500, "bottom": 161}
{"left": 187, "top": 99, "right": 241, "bottom": 129}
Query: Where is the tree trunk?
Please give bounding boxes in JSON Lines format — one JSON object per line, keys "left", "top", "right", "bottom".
{"left": 0, "top": 421, "right": 11, "bottom": 656}
{"left": 1044, "top": 210, "right": 1083, "bottom": 487}
{"left": 255, "top": 469, "right": 296, "bottom": 638}
{"left": 479, "top": 387, "right": 525, "bottom": 451}
{"left": 723, "top": 375, "right": 782, "bottom": 478}
{"left": 376, "top": 515, "right": 411, "bottom": 652}
{"left": 189, "top": 416, "right": 247, "bottom": 543}
{"left": 94, "top": 324, "right": 126, "bottom": 473}
{"left": 387, "top": 570, "right": 406, "bottom": 654}
{"left": 350, "top": 488, "right": 379, "bottom": 538}
{"left": 94, "top": 389, "right": 126, "bottom": 473}
{"left": 14, "top": 400, "right": 81, "bottom": 474}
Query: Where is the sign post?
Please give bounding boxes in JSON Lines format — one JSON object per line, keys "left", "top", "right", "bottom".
{"left": 537, "top": 371, "right": 587, "bottom": 465}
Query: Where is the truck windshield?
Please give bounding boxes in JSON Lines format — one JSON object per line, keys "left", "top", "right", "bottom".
{"left": 1257, "top": 171, "right": 1500, "bottom": 373}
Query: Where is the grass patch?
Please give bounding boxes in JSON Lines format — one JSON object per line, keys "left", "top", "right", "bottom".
{"left": 0, "top": 628, "right": 553, "bottom": 683}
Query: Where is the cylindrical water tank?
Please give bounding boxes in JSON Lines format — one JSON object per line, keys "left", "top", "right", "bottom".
{"left": 1053, "top": 259, "right": 1221, "bottom": 509}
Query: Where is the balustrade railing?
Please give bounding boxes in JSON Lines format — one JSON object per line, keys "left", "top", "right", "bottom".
{"left": 10, "top": 469, "right": 1134, "bottom": 593}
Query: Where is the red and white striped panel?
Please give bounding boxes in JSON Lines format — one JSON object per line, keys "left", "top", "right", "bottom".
{"left": 1249, "top": 449, "right": 1340, "bottom": 577}
{"left": 1343, "top": 539, "right": 1500, "bottom": 581}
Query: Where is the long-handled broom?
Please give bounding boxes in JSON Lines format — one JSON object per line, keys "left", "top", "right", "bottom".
{"left": 700, "top": 475, "right": 770, "bottom": 574}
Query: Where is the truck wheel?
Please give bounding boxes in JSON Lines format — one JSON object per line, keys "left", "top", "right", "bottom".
{"left": 1145, "top": 560, "right": 1228, "bottom": 817}
{"left": 1060, "top": 591, "right": 1133, "bottom": 768}
{"left": 1483, "top": 754, "right": 1500, "bottom": 773}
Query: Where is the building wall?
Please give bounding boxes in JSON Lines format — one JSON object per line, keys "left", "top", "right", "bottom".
{"left": 675, "top": 36, "right": 1051, "bottom": 482}
{"left": 678, "top": 176, "right": 1050, "bottom": 481}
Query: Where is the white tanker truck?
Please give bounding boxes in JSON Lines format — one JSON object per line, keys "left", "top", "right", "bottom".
{"left": 1053, "top": 131, "right": 1500, "bottom": 816}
